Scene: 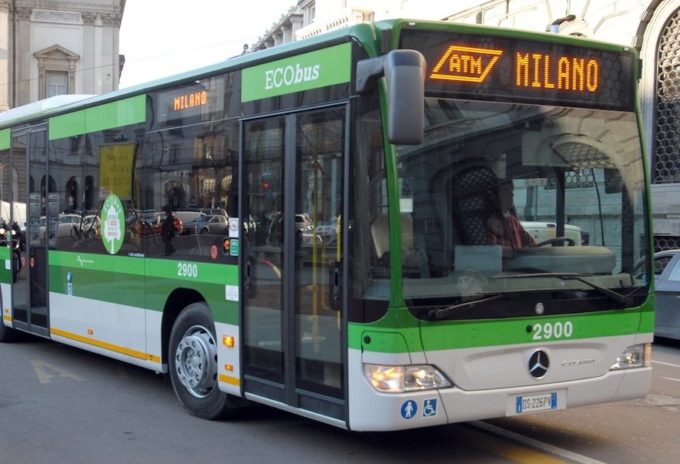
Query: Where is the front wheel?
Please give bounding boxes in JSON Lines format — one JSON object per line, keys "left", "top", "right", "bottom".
{"left": 168, "top": 302, "right": 242, "bottom": 419}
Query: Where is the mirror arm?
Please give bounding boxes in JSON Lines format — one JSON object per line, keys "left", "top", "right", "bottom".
{"left": 355, "top": 56, "right": 385, "bottom": 94}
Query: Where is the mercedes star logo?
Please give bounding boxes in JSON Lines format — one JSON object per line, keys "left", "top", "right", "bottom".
{"left": 528, "top": 350, "right": 549, "bottom": 378}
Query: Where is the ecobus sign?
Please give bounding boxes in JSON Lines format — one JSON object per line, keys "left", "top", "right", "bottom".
{"left": 241, "top": 43, "right": 351, "bottom": 102}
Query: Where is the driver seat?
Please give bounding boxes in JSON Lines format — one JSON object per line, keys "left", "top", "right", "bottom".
{"left": 450, "top": 166, "right": 499, "bottom": 246}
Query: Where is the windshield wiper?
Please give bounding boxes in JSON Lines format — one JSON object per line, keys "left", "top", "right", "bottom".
{"left": 426, "top": 294, "right": 504, "bottom": 321}
{"left": 495, "top": 272, "right": 634, "bottom": 306}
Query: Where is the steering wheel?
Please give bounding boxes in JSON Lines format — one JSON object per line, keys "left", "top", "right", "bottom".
{"left": 534, "top": 237, "right": 576, "bottom": 247}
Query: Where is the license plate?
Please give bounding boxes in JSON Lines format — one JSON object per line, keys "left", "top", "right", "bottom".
{"left": 515, "top": 392, "right": 558, "bottom": 414}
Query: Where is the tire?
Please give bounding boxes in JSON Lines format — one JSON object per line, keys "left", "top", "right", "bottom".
{"left": 168, "top": 302, "right": 243, "bottom": 419}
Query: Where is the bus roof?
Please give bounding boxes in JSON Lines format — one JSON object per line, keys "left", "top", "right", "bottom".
{"left": 0, "top": 19, "right": 637, "bottom": 131}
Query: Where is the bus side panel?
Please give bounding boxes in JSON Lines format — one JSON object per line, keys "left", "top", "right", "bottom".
{"left": 215, "top": 321, "right": 241, "bottom": 396}
{"left": 1, "top": 283, "right": 11, "bottom": 327}
{"left": 48, "top": 251, "right": 160, "bottom": 370}
{"left": 145, "top": 309, "right": 164, "bottom": 372}
{"left": 50, "top": 293, "right": 162, "bottom": 370}
{"left": 0, "top": 246, "right": 12, "bottom": 327}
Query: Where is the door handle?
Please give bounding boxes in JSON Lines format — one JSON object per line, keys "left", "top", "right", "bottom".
{"left": 329, "top": 262, "right": 342, "bottom": 311}
{"left": 245, "top": 258, "right": 253, "bottom": 290}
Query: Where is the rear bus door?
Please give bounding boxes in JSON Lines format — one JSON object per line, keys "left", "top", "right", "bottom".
{"left": 10, "top": 125, "right": 51, "bottom": 337}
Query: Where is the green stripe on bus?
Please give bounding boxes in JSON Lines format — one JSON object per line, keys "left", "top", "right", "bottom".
{"left": 47, "top": 254, "right": 239, "bottom": 325}
{"left": 48, "top": 95, "right": 146, "bottom": 140}
{"left": 49, "top": 250, "right": 144, "bottom": 275}
{"left": 349, "top": 309, "right": 651, "bottom": 352}
{"left": 145, "top": 258, "right": 238, "bottom": 285}
{"left": 47, "top": 270, "right": 238, "bottom": 325}
{"left": 0, "top": 246, "right": 11, "bottom": 284}
{"left": 0, "top": 129, "right": 10, "bottom": 150}
{"left": 639, "top": 305, "right": 655, "bottom": 332}
{"left": 49, "top": 266, "right": 146, "bottom": 308}
{"left": 241, "top": 42, "right": 352, "bottom": 102}
{"left": 48, "top": 251, "right": 238, "bottom": 285}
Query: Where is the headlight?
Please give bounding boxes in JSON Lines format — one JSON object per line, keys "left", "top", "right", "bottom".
{"left": 610, "top": 343, "right": 652, "bottom": 370}
{"left": 363, "top": 364, "right": 452, "bottom": 393}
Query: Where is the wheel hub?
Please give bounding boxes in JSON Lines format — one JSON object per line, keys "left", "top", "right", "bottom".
{"left": 175, "top": 326, "right": 218, "bottom": 398}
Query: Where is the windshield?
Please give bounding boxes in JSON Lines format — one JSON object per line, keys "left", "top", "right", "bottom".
{"left": 392, "top": 99, "right": 649, "bottom": 319}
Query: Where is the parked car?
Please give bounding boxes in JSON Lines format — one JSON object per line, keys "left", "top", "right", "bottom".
{"left": 72, "top": 214, "right": 100, "bottom": 238}
{"left": 638, "top": 249, "right": 680, "bottom": 341}
{"left": 128, "top": 211, "right": 183, "bottom": 238}
{"left": 174, "top": 211, "right": 207, "bottom": 235}
{"left": 40, "top": 213, "right": 82, "bottom": 241}
{"left": 316, "top": 219, "right": 339, "bottom": 245}
{"left": 267, "top": 212, "right": 322, "bottom": 246}
{"left": 184, "top": 214, "right": 228, "bottom": 235}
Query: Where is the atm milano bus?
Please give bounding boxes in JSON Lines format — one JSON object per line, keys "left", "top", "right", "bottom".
{"left": 0, "top": 19, "right": 653, "bottom": 431}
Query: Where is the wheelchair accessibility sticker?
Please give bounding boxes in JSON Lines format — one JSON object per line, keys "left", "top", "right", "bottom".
{"left": 423, "top": 398, "right": 438, "bottom": 417}
{"left": 401, "top": 399, "right": 438, "bottom": 419}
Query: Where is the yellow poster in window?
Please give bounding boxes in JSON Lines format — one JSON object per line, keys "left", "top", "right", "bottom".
{"left": 99, "top": 143, "right": 135, "bottom": 200}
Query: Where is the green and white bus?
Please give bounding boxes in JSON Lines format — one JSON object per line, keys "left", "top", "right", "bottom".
{"left": 0, "top": 19, "right": 653, "bottom": 431}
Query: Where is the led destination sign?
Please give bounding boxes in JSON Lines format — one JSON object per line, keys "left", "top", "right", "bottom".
{"left": 153, "top": 83, "right": 222, "bottom": 130}
{"left": 400, "top": 29, "right": 635, "bottom": 111}
{"left": 431, "top": 45, "right": 600, "bottom": 93}
{"left": 173, "top": 90, "right": 208, "bottom": 111}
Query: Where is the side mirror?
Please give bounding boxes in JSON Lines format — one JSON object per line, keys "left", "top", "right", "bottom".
{"left": 356, "top": 50, "right": 425, "bottom": 145}
{"left": 384, "top": 50, "right": 425, "bottom": 145}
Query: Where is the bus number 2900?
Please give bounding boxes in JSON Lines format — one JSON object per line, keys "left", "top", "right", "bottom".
{"left": 177, "top": 262, "right": 199, "bottom": 278}
{"left": 532, "top": 321, "right": 573, "bottom": 341}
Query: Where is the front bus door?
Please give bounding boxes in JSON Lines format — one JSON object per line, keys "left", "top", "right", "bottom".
{"left": 242, "top": 107, "right": 347, "bottom": 422}
{"left": 11, "top": 125, "right": 51, "bottom": 336}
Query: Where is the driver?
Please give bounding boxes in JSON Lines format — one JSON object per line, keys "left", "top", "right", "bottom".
{"left": 487, "top": 179, "right": 535, "bottom": 251}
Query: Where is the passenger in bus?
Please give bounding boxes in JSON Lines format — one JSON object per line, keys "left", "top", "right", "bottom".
{"left": 486, "top": 179, "right": 535, "bottom": 252}
{"left": 162, "top": 207, "right": 176, "bottom": 256}
{"left": 11, "top": 222, "right": 24, "bottom": 283}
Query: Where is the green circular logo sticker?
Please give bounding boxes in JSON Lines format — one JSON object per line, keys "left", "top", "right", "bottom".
{"left": 101, "top": 194, "right": 125, "bottom": 255}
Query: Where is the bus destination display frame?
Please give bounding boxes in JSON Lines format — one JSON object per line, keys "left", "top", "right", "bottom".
{"left": 399, "top": 28, "right": 636, "bottom": 112}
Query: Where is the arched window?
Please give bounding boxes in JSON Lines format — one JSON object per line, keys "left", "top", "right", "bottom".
{"left": 84, "top": 176, "right": 94, "bottom": 211}
{"left": 165, "top": 181, "right": 186, "bottom": 210}
{"left": 40, "top": 176, "right": 57, "bottom": 215}
{"left": 65, "top": 177, "right": 78, "bottom": 211}
{"left": 653, "top": 8, "right": 680, "bottom": 183}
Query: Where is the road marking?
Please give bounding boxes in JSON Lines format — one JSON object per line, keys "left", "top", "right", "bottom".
{"left": 31, "top": 360, "right": 84, "bottom": 384}
{"left": 457, "top": 422, "right": 566, "bottom": 463}
{"left": 652, "top": 360, "right": 680, "bottom": 369}
{"left": 660, "top": 376, "right": 680, "bottom": 383}
{"left": 471, "top": 421, "right": 607, "bottom": 464}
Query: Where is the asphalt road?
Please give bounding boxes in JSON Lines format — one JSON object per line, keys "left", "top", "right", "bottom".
{"left": 1, "top": 336, "right": 678, "bottom": 464}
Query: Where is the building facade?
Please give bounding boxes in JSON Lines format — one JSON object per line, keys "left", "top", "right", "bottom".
{"left": 0, "top": 0, "right": 125, "bottom": 112}
{"left": 255, "top": 0, "right": 680, "bottom": 251}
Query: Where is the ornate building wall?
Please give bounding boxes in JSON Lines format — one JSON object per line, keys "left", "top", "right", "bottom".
{"left": 0, "top": 0, "right": 124, "bottom": 110}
